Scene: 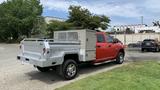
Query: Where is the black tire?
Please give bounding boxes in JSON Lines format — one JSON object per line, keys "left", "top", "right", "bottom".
{"left": 37, "top": 67, "right": 50, "bottom": 72}
{"left": 155, "top": 47, "right": 159, "bottom": 52}
{"left": 115, "top": 52, "right": 124, "bottom": 64}
{"left": 58, "top": 59, "right": 78, "bottom": 80}
{"left": 141, "top": 48, "right": 145, "bottom": 52}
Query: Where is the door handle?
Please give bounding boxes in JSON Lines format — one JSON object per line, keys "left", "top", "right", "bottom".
{"left": 96, "top": 45, "right": 101, "bottom": 48}
{"left": 108, "top": 45, "right": 112, "bottom": 47}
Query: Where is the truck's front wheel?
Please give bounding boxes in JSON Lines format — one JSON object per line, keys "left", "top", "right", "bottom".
{"left": 59, "top": 59, "right": 78, "bottom": 80}
{"left": 115, "top": 52, "right": 124, "bottom": 64}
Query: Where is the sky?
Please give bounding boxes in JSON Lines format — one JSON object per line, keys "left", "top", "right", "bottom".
{"left": 1, "top": 0, "right": 160, "bottom": 27}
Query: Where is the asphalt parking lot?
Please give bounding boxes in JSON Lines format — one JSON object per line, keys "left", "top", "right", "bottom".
{"left": 126, "top": 48, "right": 160, "bottom": 61}
{"left": 0, "top": 44, "right": 160, "bottom": 90}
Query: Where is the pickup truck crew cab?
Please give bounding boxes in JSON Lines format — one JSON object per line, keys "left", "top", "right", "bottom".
{"left": 17, "top": 30, "right": 125, "bottom": 80}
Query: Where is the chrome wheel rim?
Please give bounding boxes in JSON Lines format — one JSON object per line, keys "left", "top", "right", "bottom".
{"left": 66, "top": 63, "right": 76, "bottom": 77}
{"left": 119, "top": 54, "right": 124, "bottom": 62}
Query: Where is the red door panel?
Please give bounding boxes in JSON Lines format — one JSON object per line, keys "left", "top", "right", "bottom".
{"left": 96, "top": 43, "right": 107, "bottom": 60}
{"left": 96, "top": 33, "right": 108, "bottom": 62}
{"left": 106, "top": 43, "right": 117, "bottom": 59}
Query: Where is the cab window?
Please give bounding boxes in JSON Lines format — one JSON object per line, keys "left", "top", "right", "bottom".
{"left": 97, "top": 34, "right": 105, "bottom": 43}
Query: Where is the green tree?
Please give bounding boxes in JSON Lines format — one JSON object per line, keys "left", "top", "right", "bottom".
{"left": 31, "top": 16, "right": 47, "bottom": 38}
{"left": 0, "top": 0, "right": 43, "bottom": 42}
{"left": 46, "top": 20, "right": 73, "bottom": 38}
{"left": 67, "top": 5, "right": 110, "bottom": 30}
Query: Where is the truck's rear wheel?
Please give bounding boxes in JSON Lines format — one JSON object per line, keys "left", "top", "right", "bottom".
{"left": 37, "top": 67, "right": 50, "bottom": 72}
{"left": 115, "top": 52, "right": 124, "bottom": 64}
{"left": 58, "top": 59, "right": 78, "bottom": 80}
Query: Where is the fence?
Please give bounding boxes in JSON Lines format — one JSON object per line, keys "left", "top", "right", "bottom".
{"left": 111, "top": 33, "right": 160, "bottom": 45}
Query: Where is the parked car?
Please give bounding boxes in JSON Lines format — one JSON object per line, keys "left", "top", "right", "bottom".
{"left": 141, "top": 39, "right": 160, "bottom": 52}
{"left": 17, "top": 30, "right": 125, "bottom": 80}
{"left": 128, "top": 41, "right": 142, "bottom": 48}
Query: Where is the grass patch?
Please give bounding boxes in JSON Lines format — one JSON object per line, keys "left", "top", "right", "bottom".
{"left": 56, "top": 61, "right": 160, "bottom": 90}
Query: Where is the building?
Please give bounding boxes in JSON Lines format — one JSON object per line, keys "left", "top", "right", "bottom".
{"left": 135, "top": 26, "right": 160, "bottom": 33}
{"left": 44, "top": 16, "right": 65, "bottom": 24}
{"left": 113, "top": 24, "right": 147, "bottom": 33}
{"left": 113, "top": 24, "right": 160, "bottom": 33}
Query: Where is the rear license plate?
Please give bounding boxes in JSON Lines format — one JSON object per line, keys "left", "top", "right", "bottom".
{"left": 146, "top": 43, "right": 151, "bottom": 46}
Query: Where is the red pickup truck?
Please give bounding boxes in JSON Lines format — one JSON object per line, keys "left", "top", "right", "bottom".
{"left": 17, "top": 30, "right": 125, "bottom": 80}
{"left": 95, "top": 32, "right": 125, "bottom": 63}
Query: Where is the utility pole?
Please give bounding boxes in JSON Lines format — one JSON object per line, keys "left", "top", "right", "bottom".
{"left": 113, "top": 26, "right": 117, "bottom": 38}
{"left": 141, "top": 16, "right": 144, "bottom": 25}
{"left": 123, "top": 25, "right": 126, "bottom": 45}
{"left": 124, "top": 28, "right": 126, "bottom": 45}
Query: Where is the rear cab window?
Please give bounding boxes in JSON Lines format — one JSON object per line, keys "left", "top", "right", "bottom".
{"left": 143, "top": 39, "right": 155, "bottom": 42}
{"left": 143, "top": 39, "right": 156, "bottom": 43}
{"left": 97, "top": 34, "right": 105, "bottom": 43}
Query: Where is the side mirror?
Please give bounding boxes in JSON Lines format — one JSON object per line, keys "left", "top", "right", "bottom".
{"left": 113, "top": 38, "right": 119, "bottom": 43}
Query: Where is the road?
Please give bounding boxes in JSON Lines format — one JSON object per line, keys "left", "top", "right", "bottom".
{"left": 126, "top": 48, "right": 160, "bottom": 61}
{"left": 0, "top": 44, "right": 160, "bottom": 90}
